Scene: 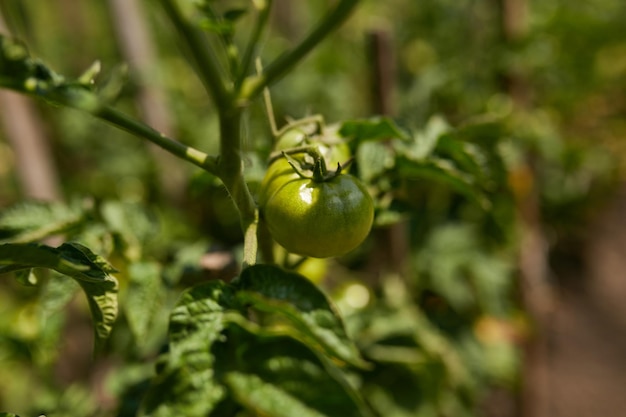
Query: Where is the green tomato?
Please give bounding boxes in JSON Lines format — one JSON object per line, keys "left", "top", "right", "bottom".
{"left": 274, "top": 127, "right": 308, "bottom": 150}
{"left": 261, "top": 158, "right": 374, "bottom": 258}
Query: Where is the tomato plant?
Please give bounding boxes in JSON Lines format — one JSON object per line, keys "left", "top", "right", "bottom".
{"left": 1, "top": 0, "right": 619, "bottom": 416}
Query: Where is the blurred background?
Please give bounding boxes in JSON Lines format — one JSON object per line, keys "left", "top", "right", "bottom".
{"left": 1, "top": 0, "right": 625, "bottom": 416}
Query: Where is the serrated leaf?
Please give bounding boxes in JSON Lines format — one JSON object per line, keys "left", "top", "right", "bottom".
{"left": 0, "top": 200, "right": 86, "bottom": 243}
{"left": 124, "top": 261, "right": 163, "bottom": 344}
{"left": 140, "top": 281, "right": 239, "bottom": 417}
{"left": 416, "top": 224, "right": 513, "bottom": 315}
{"left": 225, "top": 372, "right": 326, "bottom": 417}
{"left": 0, "top": 242, "right": 118, "bottom": 352}
{"left": 35, "top": 273, "right": 80, "bottom": 367}
{"left": 395, "top": 156, "right": 490, "bottom": 209}
{"left": 215, "top": 330, "right": 374, "bottom": 417}
{"left": 398, "top": 116, "right": 451, "bottom": 161}
{"left": 236, "top": 265, "right": 367, "bottom": 368}
{"left": 100, "top": 200, "right": 157, "bottom": 261}
{"left": 355, "top": 141, "right": 394, "bottom": 183}
{"left": 339, "top": 116, "right": 410, "bottom": 143}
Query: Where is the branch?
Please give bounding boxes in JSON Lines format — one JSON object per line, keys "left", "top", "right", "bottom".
{"left": 239, "top": 0, "right": 361, "bottom": 101}
{"left": 235, "top": 0, "right": 273, "bottom": 88}
{"left": 157, "top": 0, "right": 230, "bottom": 106}
{"left": 97, "top": 106, "right": 218, "bottom": 173}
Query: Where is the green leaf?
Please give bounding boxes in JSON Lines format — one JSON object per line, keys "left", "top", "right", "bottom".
{"left": 140, "top": 281, "right": 239, "bottom": 417}
{"left": 215, "top": 329, "right": 374, "bottom": 417}
{"left": 225, "top": 372, "right": 327, "bottom": 417}
{"left": 416, "top": 224, "right": 513, "bottom": 315}
{"left": 438, "top": 119, "right": 509, "bottom": 191}
{"left": 395, "top": 155, "right": 490, "bottom": 209}
{"left": 0, "top": 200, "right": 86, "bottom": 243}
{"left": 223, "top": 8, "right": 248, "bottom": 22}
{"left": 355, "top": 141, "right": 395, "bottom": 183}
{"left": 0, "top": 242, "right": 118, "bottom": 352}
{"left": 0, "top": 413, "right": 20, "bottom": 417}
{"left": 236, "top": 265, "right": 367, "bottom": 368}
{"left": 398, "top": 116, "right": 451, "bottom": 161}
{"left": 339, "top": 116, "right": 410, "bottom": 143}
{"left": 100, "top": 200, "right": 157, "bottom": 261}
{"left": 124, "top": 261, "right": 164, "bottom": 345}
{"left": 0, "top": 35, "right": 103, "bottom": 111}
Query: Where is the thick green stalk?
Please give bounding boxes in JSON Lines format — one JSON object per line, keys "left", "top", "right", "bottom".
{"left": 218, "top": 109, "right": 258, "bottom": 267}
{"left": 239, "top": 0, "right": 361, "bottom": 101}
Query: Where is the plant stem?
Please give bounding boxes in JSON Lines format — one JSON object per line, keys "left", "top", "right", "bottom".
{"left": 157, "top": 0, "right": 229, "bottom": 106}
{"left": 239, "top": 0, "right": 361, "bottom": 101}
{"left": 218, "top": 109, "right": 259, "bottom": 267}
{"left": 98, "top": 106, "right": 219, "bottom": 174}
{"left": 236, "top": 0, "right": 273, "bottom": 89}
{"left": 0, "top": 74, "right": 220, "bottom": 175}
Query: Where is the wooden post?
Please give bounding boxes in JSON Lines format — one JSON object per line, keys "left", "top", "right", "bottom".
{"left": 107, "top": 0, "right": 184, "bottom": 201}
{"left": 366, "top": 29, "right": 410, "bottom": 281}
{"left": 494, "top": 1, "right": 553, "bottom": 416}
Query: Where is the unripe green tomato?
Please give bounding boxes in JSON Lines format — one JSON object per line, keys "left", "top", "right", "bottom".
{"left": 274, "top": 127, "right": 308, "bottom": 150}
{"left": 274, "top": 244, "right": 329, "bottom": 284}
{"left": 261, "top": 159, "right": 374, "bottom": 258}
{"left": 258, "top": 157, "right": 301, "bottom": 207}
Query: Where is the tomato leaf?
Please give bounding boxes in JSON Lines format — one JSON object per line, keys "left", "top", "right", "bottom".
{"left": 214, "top": 327, "right": 374, "bottom": 417}
{"left": 339, "top": 116, "right": 410, "bottom": 143}
{"left": 235, "top": 265, "right": 368, "bottom": 368}
{"left": 0, "top": 242, "right": 118, "bottom": 353}
{"left": 124, "top": 261, "right": 165, "bottom": 348}
{"left": 395, "top": 155, "right": 491, "bottom": 210}
{"left": 0, "top": 200, "right": 87, "bottom": 243}
{"left": 355, "top": 141, "right": 394, "bottom": 183}
{"left": 139, "top": 281, "right": 239, "bottom": 417}
{"left": 100, "top": 200, "right": 158, "bottom": 261}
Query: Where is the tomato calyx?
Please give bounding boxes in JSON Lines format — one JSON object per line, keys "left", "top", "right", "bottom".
{"left": 281, "top": 149, "right": 344, "bottom": 182}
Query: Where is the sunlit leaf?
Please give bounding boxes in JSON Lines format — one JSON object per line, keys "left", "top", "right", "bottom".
{"left": 236, "top": 265, "right": 367, "bottom": 368}
{"left": 215, "top": 328, "right": 374, "bottom": 417}
{"left": 339, "top": 116, "right": 410, "bottom": 143}
{"left": 395, "top": 155, "right": 490, "bottom": 209}
{"left": 140, "top": 281, "right": 238, "bottom": 417}
{"left": 355, "top": 141, "right": 394, "bottom": 183}
{"left": 0, "top": 200, "right": 87, "bottom": 243}
{"left": 100, "top": 200, "right": 157, "bottom": 261}
{"left": 124, "top": 261, "right": 164, "bottom": 345}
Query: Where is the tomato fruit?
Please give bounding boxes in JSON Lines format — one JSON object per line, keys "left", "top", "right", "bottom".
{"left": 260, "top": 157, "right": 374, "bottom": 258}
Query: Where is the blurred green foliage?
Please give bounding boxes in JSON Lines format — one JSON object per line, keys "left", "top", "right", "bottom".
{"left": 0, "top": 0, "right": 623, "bottom": 416}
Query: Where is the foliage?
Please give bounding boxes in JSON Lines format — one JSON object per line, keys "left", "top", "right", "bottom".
{"left": 0, "top": 0, "right": 621, "bottom": 416}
